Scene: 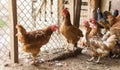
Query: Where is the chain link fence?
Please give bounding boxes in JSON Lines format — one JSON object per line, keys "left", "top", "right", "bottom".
{"left": 17, "top": 0, "right": 67, "bottom": 59}
{"left": 0, "top": 0, "right": 89, "bottom": 65}
{"left": 0, "top": 0, "right": 11, "bottom": 65}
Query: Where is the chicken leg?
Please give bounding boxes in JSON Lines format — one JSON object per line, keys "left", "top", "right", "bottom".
{"left": 30, "top": 53, "right": 39, "bottom": 65}
{"left": 95, "top": 56, "right": 101, "bottom": 63}
{"left": 74, "top": 43, "right": 77, "bottom": 48}
{"left": 87, "top": 57, "right": 95, "bottom": 62}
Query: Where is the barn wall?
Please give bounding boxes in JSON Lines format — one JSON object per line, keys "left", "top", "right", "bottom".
{"left": 101, "top": 0, "right": 112, "bottom": 12}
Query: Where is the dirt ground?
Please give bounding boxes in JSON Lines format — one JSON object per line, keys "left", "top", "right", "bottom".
{"left": 1, "top": 53, "right": 120, "bottom": 70}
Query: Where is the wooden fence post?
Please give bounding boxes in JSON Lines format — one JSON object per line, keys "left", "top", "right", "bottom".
{"left": 73, "top": 0, "right": 82, "bottom": 28}
{"left": 58, "top": 0, "right": 63, "bottom": 26}
{"left": 89, "top": 0, "right": 101, "bottom": 20}
{"left": 9, "top": 0, "right": 18, "bottom": 63}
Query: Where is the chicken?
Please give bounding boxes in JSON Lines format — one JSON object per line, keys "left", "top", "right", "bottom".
{"left": 89, "top": 18, "right": 102, "bottom": 38}
{"left": 81, "top": 18, "right": 102, "bottom": 48}
{"left": 82, "top": 34, "right": 117, "bottom": 63}
{"left": 102, "top": 19, "right": 120, "bottom": 58}
{"left": 80, "top": 20, "right": 91, "bottom": 47}
{"left": 103, "top": 11, "right": 120, "bottom": 40}
{"left": 113, "top": 9, "right": 119, "bottom": 17}
{"left": 97, "top": 8, "right": 103, "bottom": 21}
{"left": 60, "top": 8, "right": 83, "bottom": 51}
{"left": 82, "top": 10, "right": 120, "bottom": 62}
{"left": 97, "top": 8, "right": 110, "bottom": 32}
{"left": 16, "top": 24, "right": 58, "bottom": 64}
{"left": 111, "top": 42, "right": 120, "bottom": 58}
{"left": 104, "top": 11, "right": 116, "bottom": 27}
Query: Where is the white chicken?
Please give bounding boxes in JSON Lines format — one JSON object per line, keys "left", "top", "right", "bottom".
{"left": 82, "top": 34, "right": 117, "bottom": 63}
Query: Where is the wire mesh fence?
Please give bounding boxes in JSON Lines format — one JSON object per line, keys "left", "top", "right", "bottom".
{"left": 0, "top": 0, "right": 89, "bottom": 65}
{"left": 0, "top": 0, "right": 11, "bottom": 65}
{"left": 17, "top": 0, "right": 67, "bottom": 59}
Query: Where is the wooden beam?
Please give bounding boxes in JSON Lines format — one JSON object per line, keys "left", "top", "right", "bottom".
{"left": 58, "top": 0, "right": 63, "bottom": 25}
{"left": 9, "top": 0, "right": 18, "bottom": 63}
{"left": 109, "top": 1, "right": 112, "bottom": 11}
{"left": 70, "top": 0, "right": 75, "bottom": 25}
{"left": 73, "top": 0, "right": 82, "bottom": 28}
{"left": 89, "top": 0, "right": 101, "bottom": 20}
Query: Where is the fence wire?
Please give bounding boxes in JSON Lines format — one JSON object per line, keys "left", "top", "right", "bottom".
{"left": 0, "top": 0, "right": 89, "bottom": 65}
{"left": 0, "top": 0, "right": 11, "bottom": 65}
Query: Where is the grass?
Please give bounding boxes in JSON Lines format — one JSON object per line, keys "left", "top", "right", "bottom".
{"left": 0, "top": 19, "right": 5, "bottom": 28}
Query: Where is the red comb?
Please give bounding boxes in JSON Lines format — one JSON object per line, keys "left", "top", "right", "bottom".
{"left": 89, "top": 18, "right": 97, "bottom": 24}
{"left": 62, "top": 8, "right": 68, "bottom": 15}
{"left": 53, "top": 23, "right": 59, "bottom": 27}
{"left": 89, "top": 18, "right": 95, "bottom": 22}
{"left": 83, "top": 19, "right": 89, "bottom": 27}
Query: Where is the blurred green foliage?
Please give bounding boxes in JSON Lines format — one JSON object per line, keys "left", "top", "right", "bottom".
{"left": 0, "top": 19, "right": 5, "bottom": 28}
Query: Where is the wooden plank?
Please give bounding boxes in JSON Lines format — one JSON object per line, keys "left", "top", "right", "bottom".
{"left": 74, "top": 0, "right": 82, "bottom": 28}
{"left": 9, "top": 0, "right": 18, "bottom": 63}
{"left": 82, "top": 2, "right": 88, "bottom": 6}
{"left": 58, "top": 0, "right": 63, "bottom": 25}
{"left": 70, "top": 0, "right": 75, "bottom": 25}
{"left": 89, "top": 0, "right": 101, "bottom": 20}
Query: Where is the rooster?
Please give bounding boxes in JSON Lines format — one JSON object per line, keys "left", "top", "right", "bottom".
{"left": 60, "top": 8, "right": 83, "bottom": 51}
{"left": 16, "top": 23, "right": 58, "bottom": 64}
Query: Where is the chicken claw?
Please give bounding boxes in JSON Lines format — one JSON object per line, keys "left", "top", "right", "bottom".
{"left": 95, "top": 57, "right": 101, "bottom": 64}
{"left": 87, "top": 57, "right": 95, "bottom": 62}
{"left": 30, "top": 60, "right": 39, "bottom": 65}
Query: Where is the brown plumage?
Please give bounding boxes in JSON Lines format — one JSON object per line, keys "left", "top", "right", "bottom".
{"left": 111, "top": 43, "right": 120, "bottom": 58}
{"left": 16, "top": 24, "right": 58, "bottom": 64}
{"left": 80, "top": 20, "right": 91, "bottom": 47}
{"left": 98, "top": 20, "right": 110, "bottom": 31}
{"left": 89, "top": 18, "right": 102, "bottom": 38}
{"left": 104, "top": 11, "right": 117, "bottom": 27}
{"left": 60, "top": 8, "right": 83, "bottom": 50}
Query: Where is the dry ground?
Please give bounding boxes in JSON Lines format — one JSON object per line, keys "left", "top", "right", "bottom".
{"left": 1, "top": 51, "right": 120, "bottom": 70}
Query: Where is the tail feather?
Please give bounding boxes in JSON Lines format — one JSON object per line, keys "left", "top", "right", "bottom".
{"left": 104, "top": 35, "right": 117, "bottom": 49}
{"left": 16, "top": 24, "right": 26, "bottom": 35}
{"left": 90, "top": 35, "right": 117, "bottom": 50}
{"left": 16, "top": 24, "right": 27, "bottom": 43}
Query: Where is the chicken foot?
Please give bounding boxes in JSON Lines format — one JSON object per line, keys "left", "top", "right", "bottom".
{"left": 87, "top": 56, "right": 101, "bottom": 63}
{"left": 95, "top": 56, "right": 101, "bottom": 64}
{"left": 30, "top": 53, "right": 39, "bottom": 65}
{"left": 87, "top": 57, "right": 95, "bottom": 62}
{"left": 112, "top": 54, "right": 119, "bottom": 58}
{"left": 30, "top": 57, "right": 37, "bottom": 65}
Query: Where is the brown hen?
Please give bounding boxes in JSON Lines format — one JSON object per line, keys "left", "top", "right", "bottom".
{"left": 16, "top": 24, "right": 58, "bottom": 64}
{"left": 60, "top": 8, "right": 83, "bottom": 51}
